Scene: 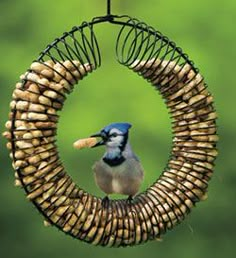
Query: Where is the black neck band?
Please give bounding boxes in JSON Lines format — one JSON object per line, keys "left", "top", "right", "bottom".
{"left": 103, "top": 156, "right": 126, "bottom": 167}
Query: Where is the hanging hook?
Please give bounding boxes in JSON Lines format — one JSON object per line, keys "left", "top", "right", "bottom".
{"left": 92, "top": 0, "right": 123, "bottom": 22}
{"left": 107, "top": 0, "right": 111, "bottom": 16}
{"left": 92, "top": 0, "right": 119, "bottom": 23}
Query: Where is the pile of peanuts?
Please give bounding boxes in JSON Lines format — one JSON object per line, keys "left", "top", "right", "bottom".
{"left": 4, "top": 57, "right": 217, "bottom": 247}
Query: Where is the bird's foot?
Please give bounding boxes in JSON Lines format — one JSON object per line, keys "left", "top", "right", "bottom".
{"left": 126, "top": 195, "right": 133, "bottom": 205}
{"left": 102, "top": 196, "right": 110, "bottom": 207}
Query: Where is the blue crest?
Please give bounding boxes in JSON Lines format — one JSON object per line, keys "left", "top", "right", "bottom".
{"left": 102, "top": 123, "right": 132, "bottom": 134}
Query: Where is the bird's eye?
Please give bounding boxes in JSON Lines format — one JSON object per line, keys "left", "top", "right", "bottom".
{"left": 110, "top": 132, "right": 118, "bottom": 137}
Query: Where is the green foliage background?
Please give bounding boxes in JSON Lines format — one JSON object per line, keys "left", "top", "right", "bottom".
{"left": 0, "top": 0, "right": 234, "bottom": 257}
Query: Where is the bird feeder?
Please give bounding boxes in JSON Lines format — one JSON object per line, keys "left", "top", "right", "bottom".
{"left": 4, "top": 0, "right": 218, "bottom": 247}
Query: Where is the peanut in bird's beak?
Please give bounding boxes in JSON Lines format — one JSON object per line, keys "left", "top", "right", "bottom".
{"left": 90, "top": 132, "right": 107, "bottom": 148}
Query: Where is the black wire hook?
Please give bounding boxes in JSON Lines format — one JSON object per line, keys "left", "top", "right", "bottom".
{"left": 107, "top": 0, "right": 111, "bottom": 16}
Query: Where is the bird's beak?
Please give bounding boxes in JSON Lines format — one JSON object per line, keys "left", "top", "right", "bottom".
{"left": 90, "top": 132, "right": 106, "bottom": 148}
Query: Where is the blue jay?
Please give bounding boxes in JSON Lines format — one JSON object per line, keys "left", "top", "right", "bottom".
{"left": 91, "top": 123, "right": 144, "bottom": 200}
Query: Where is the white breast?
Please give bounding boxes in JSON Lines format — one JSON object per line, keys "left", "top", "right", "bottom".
{"left": 112, "top": 178, "right": 123, "bottom": 194}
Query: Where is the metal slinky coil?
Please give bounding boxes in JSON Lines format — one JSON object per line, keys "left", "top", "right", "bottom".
{"left": 4, "top": 14, "right": 218, "bottom": 247}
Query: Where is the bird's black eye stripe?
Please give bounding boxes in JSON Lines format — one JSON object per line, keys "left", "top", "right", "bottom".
{"left": 109, "top": 132, "right": 124, "bottom": 137}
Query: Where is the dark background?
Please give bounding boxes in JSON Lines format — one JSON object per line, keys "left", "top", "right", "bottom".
{"left": 0, "top": 0, "right": 234, "bottom": 257}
